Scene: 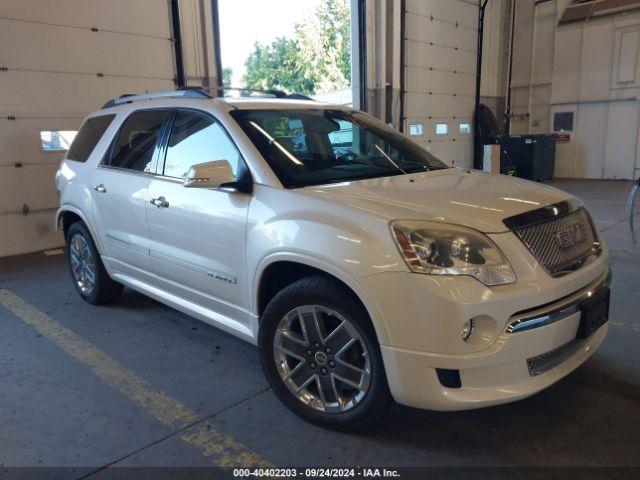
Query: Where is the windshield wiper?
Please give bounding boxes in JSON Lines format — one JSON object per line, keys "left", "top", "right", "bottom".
{"left": 373, "top": 145, "right": 407, "bottom": 174}
{"left": 403, "top": 162, "right": 443, "bottom": 173}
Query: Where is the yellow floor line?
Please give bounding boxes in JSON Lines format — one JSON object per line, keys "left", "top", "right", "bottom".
{"left": 0, "top": 289, "right": 272, "bottom": 469}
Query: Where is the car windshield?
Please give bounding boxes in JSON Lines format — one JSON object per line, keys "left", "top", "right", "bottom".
{"left": 230, "top": 108, "right": 449, "bottom": 188}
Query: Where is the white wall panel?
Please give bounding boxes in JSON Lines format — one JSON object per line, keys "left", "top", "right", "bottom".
{"left": 404, "top": 12, "right": 477, "bottom": 49}
{"left": 530, "top": 84, "right": 551, "bottom": 133}
{"left": 405, "top": 40, "right": 476, "bottom": 72}
{"left": 404, "top": 67, "right": 475, "bottom": 97}
{"left": 531, "top": 2, "right": 556, "bottom": 87}
{"left": 511, "top": 0, "right": 535, "bottom": 88}
{"left": 403, "top": 0, "right": 479, "bottom": 167}
{"left": 0, "top": 212, "right": 65, "bottom": 259}
{"left": 580, "top": 20, "right": 614, "bottom": 101}
{"left": 0, "top": 165, "right": 60, "bottom": 215}
{"left": 509, "top": 1, "right": 556, "bottom": 135}
{"left": 481, "top": 0, "right": 508, "bottom": 99}
{"left": 403, "top": 94, "right": 475, "bottom": 118}
{"left": 514, "top": 1, "right": 639, "bottom": 179}
{"left": 407, "top": 0, "right": 476, "bottom": 20}
{"left": 0, "top": 0, "right": 175, "bottom": 257}
{"left": 510, "top": 87, "right": 530, "bottom": 134}
{"left": 574, "top": 104, "right": 608, "bottom": 178}
{"left": 604, "top": 102, "right": 639, "bottom": 179}
{"left": 550, "top": 24, "right": 582, "bottom": 104}
{"left": 0, "top": 118, "right": 82, "bottom": 163}
{"left": 1, "top": 71, "right": 173, "bottom": 117}
{"left": 0, "top": 21, "right": 174, "bottom": 81}
{"left": 0, "top": 0, "right": 172, "bottom": 38}
{"left": 177, "top": 0, "right": 219, "bottom": 86}
{"left": 611, "top": 19, "right": 640, "bottom": 90}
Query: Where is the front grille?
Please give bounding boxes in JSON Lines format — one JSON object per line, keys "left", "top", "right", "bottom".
{"left": 527, "top": 340, "right": 580, "bottom": 376}
{"left": 511, "top": 208, "right": 598, "bottom": 276}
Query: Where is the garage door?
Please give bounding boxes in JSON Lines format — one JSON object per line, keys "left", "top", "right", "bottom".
{"left": 403, "top": 0, "right": 478, "bottom": 168}
{"left": 0, "top": 0, "right": 175, "bottom": 257}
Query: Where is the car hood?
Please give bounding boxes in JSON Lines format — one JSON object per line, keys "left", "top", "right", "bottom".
{"left": 301, "top": 168, "right": 573, "bottom": 233}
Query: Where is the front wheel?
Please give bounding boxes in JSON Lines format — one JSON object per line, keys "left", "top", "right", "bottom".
{"left": 259, "top": 276, "right": 390, "bottom": 430}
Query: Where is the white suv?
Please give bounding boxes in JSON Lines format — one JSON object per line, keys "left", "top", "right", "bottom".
{"left": 55, "top": 89, "right": 610, "bottom": 430}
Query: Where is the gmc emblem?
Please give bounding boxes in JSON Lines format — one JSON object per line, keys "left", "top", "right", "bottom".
{"left": 554, "top": 222, "right": 588, "bottom": 249}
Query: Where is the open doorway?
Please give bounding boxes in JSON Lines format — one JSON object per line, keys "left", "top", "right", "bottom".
{"left": 217, "top": 0, "right": 354, "bottom": 105}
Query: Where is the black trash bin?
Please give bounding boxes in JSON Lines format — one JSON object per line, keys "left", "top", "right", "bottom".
{"left": 475, "top": 103, "right": 556, "bottom": 181}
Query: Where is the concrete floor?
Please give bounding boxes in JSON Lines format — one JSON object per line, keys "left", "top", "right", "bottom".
{"left": 1, "top": 179, "right": 639, "bottom": 476}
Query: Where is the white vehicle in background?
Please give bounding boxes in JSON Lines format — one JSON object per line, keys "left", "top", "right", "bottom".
{"left": 55, "top": 89, "right": 610, "bottom": 430}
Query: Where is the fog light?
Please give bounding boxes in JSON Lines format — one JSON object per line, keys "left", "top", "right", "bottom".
{"left": 460, "top": 320, "right": 474, "bottom": 341}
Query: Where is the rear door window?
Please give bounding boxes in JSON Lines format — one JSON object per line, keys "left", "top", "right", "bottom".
{"left": 108, "top": 110, "right": 170, "bottom": 173}
{"left": 66, "top": 114, "right": 115, "bottom": 162}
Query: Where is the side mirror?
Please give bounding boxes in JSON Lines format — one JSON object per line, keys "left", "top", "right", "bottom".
{"left": 184, "top": 160, "right": 235, "bottom": 190}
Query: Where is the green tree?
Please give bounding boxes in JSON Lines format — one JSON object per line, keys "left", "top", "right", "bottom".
{"left": 296, "top": 0, "right": 351, "bottom": 93}
{"left": 242, "top": 0, "right": 351, "bottom": 95}
{"left": 243, "top": 37, "right": 316, "bottom": 94}
{"left": 221, "top": 67, "right": 233, "bottom": 89}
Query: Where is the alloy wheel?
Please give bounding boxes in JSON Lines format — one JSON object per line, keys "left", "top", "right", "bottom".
{"left": 273, "top": 305, "right": 371, "bottom": 413}
{"left": 69, "top": 233, "right": 96, "bottom": 295}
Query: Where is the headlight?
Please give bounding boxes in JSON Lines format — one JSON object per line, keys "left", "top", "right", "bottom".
{"left": 391, "top": 221, "right": 516, "bottom": 286}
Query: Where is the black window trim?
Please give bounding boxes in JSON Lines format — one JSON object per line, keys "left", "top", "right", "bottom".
{"left": 154, "top": 107, "right": 253, "bottom": 190}
{"left": 98, "top": 108, "right": 173, "bottom": 176}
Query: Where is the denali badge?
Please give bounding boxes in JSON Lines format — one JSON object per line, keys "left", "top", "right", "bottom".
{"left": 554, "top": 222, "right": 588, "bottom": 249}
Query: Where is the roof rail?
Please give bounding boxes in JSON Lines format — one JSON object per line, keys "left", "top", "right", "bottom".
{"left": 210, "top": 86, "right": 288, "bottom": 98}
{"left": 101, "top": 89, "right": 211, "bottom": 109}
{"left": 201, "top": 86, "right": 315, "bottom": 101}
{"left": 101, "top": 86, "right": 316, "bottom": 109}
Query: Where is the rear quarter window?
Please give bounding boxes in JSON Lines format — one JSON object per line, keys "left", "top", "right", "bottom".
{"left": 66, "top": 114, "right": 116, "bottom": 162}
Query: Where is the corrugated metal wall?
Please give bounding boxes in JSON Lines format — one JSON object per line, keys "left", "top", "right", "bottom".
{"left": 402, "top": 0, "right": 479, "bottom": 168}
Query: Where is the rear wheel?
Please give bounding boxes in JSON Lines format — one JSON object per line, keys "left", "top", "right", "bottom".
{"left": 259, "top": 276, "right": 390, "bottom": 430}
{"left": 66, "top": 222, "right": 123, "bottom": 304}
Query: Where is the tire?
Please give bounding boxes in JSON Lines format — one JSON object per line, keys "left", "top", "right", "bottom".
{"left": 66, "top": 221, "right": 123, "bottom": 305}
{"left": 259, "top": 275, "right": 390, "bottom": 430}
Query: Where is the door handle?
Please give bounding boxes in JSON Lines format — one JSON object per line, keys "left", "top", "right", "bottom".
{"left": 94, "top": 184, "right": 107, "bottom": 193}
{"left": 150, "top": 196, "right": 169, "bottom": 209}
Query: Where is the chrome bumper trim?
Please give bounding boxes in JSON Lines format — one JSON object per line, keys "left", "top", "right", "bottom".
{"left": 507, "top": 268, "right": 611, "bottom": 334}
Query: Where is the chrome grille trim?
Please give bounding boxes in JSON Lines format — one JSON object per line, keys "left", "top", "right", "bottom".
{"left": 527, "top": 340, "right": 580, "bottom": 376}
{"left": 509, "top": 207, "right": 599, "bottom": 277}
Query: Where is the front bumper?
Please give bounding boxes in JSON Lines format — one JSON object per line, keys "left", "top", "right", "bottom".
{"left": 362, "top": 256, "right": 610, "bottom": 410}
{"left": 381, "top": 323, "right": 607, "bottom": 410}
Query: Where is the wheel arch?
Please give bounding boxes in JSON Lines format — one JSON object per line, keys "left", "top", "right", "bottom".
{"left": 56, "top": 205, "right": 104, "bottom": 253}
{"left": 253, "top": 253, "right": 390, "bottom": 345}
